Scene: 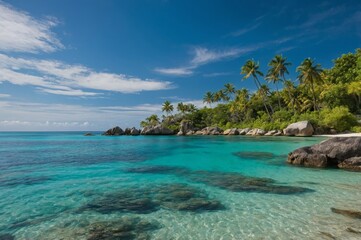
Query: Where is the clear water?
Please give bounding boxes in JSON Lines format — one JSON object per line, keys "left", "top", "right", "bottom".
{"left": 1, "top": 132, "right": 361, "bottom": 240}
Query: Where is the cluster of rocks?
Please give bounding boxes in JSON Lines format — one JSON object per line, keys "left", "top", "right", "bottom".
{"left": 101, "top": 120, "right": 316, "bottom": 137}
{"left": 287, "top": 137, "right": 361, "bottom": 171}
{"left": 80, "top": 183, "right": 224, "bottom": 215}
{"left": 102, "top": 126, "right": 141, "bottom": 136}
{"left": 175, "top": 120, "right": 314, "bottom": 137}
{"left": 124, "top": 165, "right": 313, "bottom": 195}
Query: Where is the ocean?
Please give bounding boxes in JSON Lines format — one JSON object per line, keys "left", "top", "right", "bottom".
{"left": 0, "top": 132, "right": 360, "bottom": 239}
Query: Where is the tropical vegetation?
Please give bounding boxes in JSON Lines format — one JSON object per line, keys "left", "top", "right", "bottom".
{"left": 141, "top": 49, "right": 361, "bottom": 133}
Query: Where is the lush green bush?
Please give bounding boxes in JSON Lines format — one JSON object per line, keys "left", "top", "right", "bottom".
{"left": 320, "top": 106, "right": 357, "bottom": 132}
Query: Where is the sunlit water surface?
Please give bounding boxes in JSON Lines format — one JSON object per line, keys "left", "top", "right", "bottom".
{"left": 0, "top": 132, "right": 361, "bottom": 239}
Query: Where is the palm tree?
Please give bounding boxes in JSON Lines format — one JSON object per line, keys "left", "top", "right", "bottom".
{"left": 283, "top": 80, "right": 297, "bottom": 112}
{"left": 296, "top": 58, "right": 323, "bottom": 111}
{"left": 146, "top": 114, "right": 159, "bottom": 126}
{"left": 241, "top": 60, "right": 271, "bottom": 118}
{"left": 177, "top": 102, "right": 187, "bottom": 115}
{"left": 162, "top": 100, "right": 174, "bottom": 116}
{"left": 187, "top": 103, "right": 197, "bottom": 113}
{"left": 203, "top": 92, "right": 214, "bottom": 107}
{"left": 223, "top": 83, "right": 235, "bottom": 100}
{"left": 266, "top": 55, "right": 291, "bottom": 109}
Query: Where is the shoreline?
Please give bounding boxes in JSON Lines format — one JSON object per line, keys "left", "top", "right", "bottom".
{"left": 315, "top": 133, "right": 361, "bottom": 137}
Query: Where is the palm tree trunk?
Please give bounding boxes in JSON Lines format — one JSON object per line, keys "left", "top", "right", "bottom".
{"left": 311, "top": 82, "right": 318, "bottom": 111}
{"left": 276, "top": 83, "right": 281, "bottom": 110}
{"left": 254, "top": 77, "right": 272, "bottom": 119}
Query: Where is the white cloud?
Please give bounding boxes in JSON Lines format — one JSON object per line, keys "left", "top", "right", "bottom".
{"left": 0, "top": 53, "right": 173, "bottom": 95}
{"left": 190, "top": 47, "right": 245, "bottom": 65}
{"left": 203, "top": 72, "right": 232, "bottom": 77}
{"left": 154, "top": 46, "right": 257, "bottom": 76}
{"left": 154, "top": 67, "right": 194, "bottom": 76}
{"left": 0, "top": 2, "right": 63, "bottom": 53}
{"left": 0, "top": 93, "right": 10, "bottom": 98}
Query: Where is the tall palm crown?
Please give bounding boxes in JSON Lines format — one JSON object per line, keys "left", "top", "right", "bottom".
{"left": 241, "top": 60, "right": 272, "bottom": 118}
{"left": 161, "top": 100, "right": 174, "bottom": 116}
{"left": 223, "top": 83, "right": 235, "bottom": 100}
{"left": 203, "top": 92, "right": 214, "bottom": 107}
{"left": 297, "top": 58, "right": 323, "bottom": 110}
{"left": 177, "top": 102, "right": 186, "bottom": 114}
{"left": 266, "top": 55, "right": 291, "bottom": 109}
{"left": 267, "top": 55, "right": 291, "bottom": 81}
{"left": 241, "top": 60, "right": 264, "bottom": 87}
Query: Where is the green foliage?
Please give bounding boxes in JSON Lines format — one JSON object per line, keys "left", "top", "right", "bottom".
{"left": 320, "top": 106, "right": 357, "bottom": 132}
{"left": 141, "top": 49, "right": 360, "bottom": 133}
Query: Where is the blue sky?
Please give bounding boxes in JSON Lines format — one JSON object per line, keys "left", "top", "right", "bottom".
{"left": 0, "top": 0, "right": 360, "bottom": 130}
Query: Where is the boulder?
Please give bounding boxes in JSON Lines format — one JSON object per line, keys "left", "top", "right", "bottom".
{"left": 130, "top": 127, "right": 140, "bottom": 136}
{"left": 239, "top": 128, "right": 250, "bottom": 135}
{"left": 246, "top": 128, "right": 265, "bottom": 136}
{"left": 265, "top": 130, "right": 277, "bottom": 136}
{"left": 124, "top": 128, "right": 131, "bottom": 135}
{"left": 103, "top": 126, "right": 124, "bottom": 136}
{"left": 223, "top": 128, "right": 239, "bottom": 135}
{"left": 283, "top": 121, "right": 314, "bottom": 136}
{"left": 194, "top": 130, "right": 204, "bottom": 135}
{"left": 141, "top": 124, "right": 174, "bottom": 135}
{"left": 84, "top": 132, "right": 94, "bottom": 136}
{"left": 274, "top": 130, "right": 283, "bottom": 136}
{"left": 186, "top": 130, "right": 195, "bottom": 136}
{"left": 178, "top": 120, "right": 193, "bottom": 136}
{"left": 287, "top": 137, "right": 361, "bottom": 170}
{"left": 338, "top": 157, "right": 361, "bottom": 171}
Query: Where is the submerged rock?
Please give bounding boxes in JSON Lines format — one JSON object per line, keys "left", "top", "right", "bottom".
{"left": 87, "top": 216, "right": 160, "bottom": 240}
{"left": 81, "top": 190, "right": 159, "bottom": 214}
{"left": 283, "top": 121, "right": 314, "bottom": 136}
{"left": 141, "top": 124, "right": 174, "bottom": 135}
{"left": 0, "top": 234, "right": 15, "bottom": 240}
{"left": 233, "top": 151, "right": 275, "bottom": 160}
{"left": 80, "top": 183, "right": 224, "bottom": 215}
{"left": 124, "top": 165, "right": 189, "bottom": 175}
{"left": 153, "top": 184, "right": 224, "bottom": 212}
{"left": 84, "top": 132, "right": 94, "bottom": 136}
{"left": 287, "top": 137, "right": 361, "bottom": 169}
{"left": 188, "top": 171, "right": 313, "bottom": 195}
{"left": 331, "top": 208, "right": 361, "bottom": 219}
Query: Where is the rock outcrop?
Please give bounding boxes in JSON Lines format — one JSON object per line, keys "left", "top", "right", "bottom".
{"left": 287, "top": 137, "right": 361, "bottom": 170}
{"left": 177, "top": 121, "right": 193, "bottom": 136}
{"left": 283, "top": 121, "right": 314, "bottom": 136}
{"left": 223, "top": 128, "right": 239, "bottom": 135}
{"left": 141, "top": 124, "right": 174, "bottom": 135}
{"left": 103, "top": 126, "right": 124, "bottom": 136}
{"left": 246, "top": 128, "right": 266, "bottom": 136}
{"left": 103, "top": 126, "right": 141, "bottom": 136}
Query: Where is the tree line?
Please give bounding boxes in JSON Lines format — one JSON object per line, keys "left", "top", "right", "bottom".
{"left": 141, "top": 49, "right": 361, "bottom": 133}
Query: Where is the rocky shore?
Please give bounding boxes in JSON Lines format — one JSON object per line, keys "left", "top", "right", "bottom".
{"left": 287, "top": 137, "right": 361, "bottom": 171}
{"left": 101, "top": 120, "right": 316, "bottom": 137}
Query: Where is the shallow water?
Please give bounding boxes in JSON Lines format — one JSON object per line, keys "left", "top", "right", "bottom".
{"left": 1, "top": 132, "right": 361, "bottom": 239}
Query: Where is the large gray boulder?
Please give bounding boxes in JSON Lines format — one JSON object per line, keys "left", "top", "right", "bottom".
{"left": 103, "top": 126, "right": 124, "bottom": 136}
{"left": 130, "top": 127, "right": 140, "bottom": 135}
{"left": 141, "top": 124, "right": 174, "bottom": 135}
{"left": 283, "top": 121, "right": 314, "bottom": 136}
{"left": 287, "top": 137, "right": 361, "bottom": 170}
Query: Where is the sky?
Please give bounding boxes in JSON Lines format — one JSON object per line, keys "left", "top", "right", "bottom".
{"left": 0, "top": 0, "right": 360, "bottom": 131}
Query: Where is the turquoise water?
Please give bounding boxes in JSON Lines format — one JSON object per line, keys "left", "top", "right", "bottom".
{"left": 1, "top": 133, "right": 361, "bottom": 239}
